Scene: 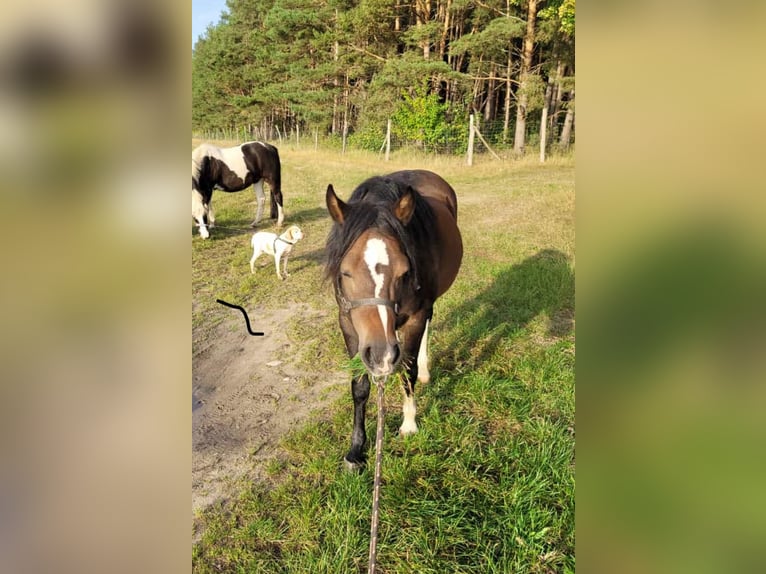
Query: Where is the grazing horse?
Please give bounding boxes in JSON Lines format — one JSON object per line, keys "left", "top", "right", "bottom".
{"left": 325, "top": 170, "right": 463, "bottom": 470}
{"left": 192, "top": 141, "right": 284, "bottom": 238}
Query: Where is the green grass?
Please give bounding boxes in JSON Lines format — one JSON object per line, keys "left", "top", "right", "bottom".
{"left": 192, "top": 142, "right": 575, "bottom": 573}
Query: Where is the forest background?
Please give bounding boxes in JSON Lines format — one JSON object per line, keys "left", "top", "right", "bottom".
{"left": 192, "top": 0, "right": 574, "bottom": 156}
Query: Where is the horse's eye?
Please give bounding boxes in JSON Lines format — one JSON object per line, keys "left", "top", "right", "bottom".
{"left": 341, "top": 271, "right": 352, "bottom": 278}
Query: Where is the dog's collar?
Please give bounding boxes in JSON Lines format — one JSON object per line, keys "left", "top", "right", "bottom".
{"left": 273, "top": 237, "right": 297, "bottom": 252}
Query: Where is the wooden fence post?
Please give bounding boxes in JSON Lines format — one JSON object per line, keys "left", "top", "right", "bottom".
{"left": 342, "top": 112, "right": 348, "bottom": 155}
{"left": 467, "top": 114, "right": 475, "bottom": 166}
{"left": 385, "top": 119, "right": 391, "bottom": 161}
{"left": 540, "top": 102, "right": 548, "bottom": 163}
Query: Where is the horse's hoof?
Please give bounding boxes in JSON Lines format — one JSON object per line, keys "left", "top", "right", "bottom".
{"left": 344, "top": 458, "right": 365, "bottom": 473}
{"left": 399, "top": 423, "right": 418, "bottom": 437}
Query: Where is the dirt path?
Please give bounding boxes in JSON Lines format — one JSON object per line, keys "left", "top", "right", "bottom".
{"left": 192, "top": 303, "right": 345, "bottom": 535}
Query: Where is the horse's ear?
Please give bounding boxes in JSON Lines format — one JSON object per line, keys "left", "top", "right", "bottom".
{"left": 394, "top": 186, "right": 416, "bottom": 225}
{"left": 326, "top": 184, "right": 347, "bottom": 225}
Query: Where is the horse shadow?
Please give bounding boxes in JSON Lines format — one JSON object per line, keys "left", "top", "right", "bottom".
{"left": 436, "top": 249, "right": 574, "bottom": 374}
{"left": 288, "top": 206, "right": 331, "bottom": 226}
{"left": 192, "top": 206, "right": 331, "bottom": 239}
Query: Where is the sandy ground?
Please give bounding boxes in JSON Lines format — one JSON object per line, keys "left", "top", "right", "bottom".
{"left": 192, "top": 303, "right": 346, "bottom": 537}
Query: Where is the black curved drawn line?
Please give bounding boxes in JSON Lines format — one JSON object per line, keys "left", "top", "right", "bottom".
{"left": 216, "top": 299, "right": 264, "bottom": 336}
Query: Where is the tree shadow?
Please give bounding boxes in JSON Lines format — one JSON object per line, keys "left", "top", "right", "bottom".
{"left": 437, "top": 249, "right": 575, "bottom": 373}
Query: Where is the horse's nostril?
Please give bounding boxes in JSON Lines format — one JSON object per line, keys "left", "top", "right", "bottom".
{"left": 391, "top": 344, "right": 400, "bottom": 365}
{"left": 362, "top": 346, "right": 373, "bottom": 366}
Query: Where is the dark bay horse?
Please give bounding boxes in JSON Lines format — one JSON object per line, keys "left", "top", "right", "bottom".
{"left": 325, "top": 170, "right": 463, "bottom": 470}
{"left": 192, "top": 141, "right": 284, "bottom": 238}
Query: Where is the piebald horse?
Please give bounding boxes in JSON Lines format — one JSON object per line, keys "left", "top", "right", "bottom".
{"left": 325, "top": 170, "right": 463, "bottom": 470}
{"left": 192, "top": 141, "right": 284, "bottom": 238}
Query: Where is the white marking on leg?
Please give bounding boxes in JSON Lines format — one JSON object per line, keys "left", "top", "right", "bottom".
{"left": 277, "top": 204, "right": 284, "bottom": 227}
{"left": 253, "top": 180, "right": 265, "bottom": 224}
{"left": 417, "top": 319, "right": 430, "bottom": 383}
{"left": 192, "top": 190, "right": 210, "bottom": 239}
{"left": 400, "top": 393, "right": 418, "bottom": 436}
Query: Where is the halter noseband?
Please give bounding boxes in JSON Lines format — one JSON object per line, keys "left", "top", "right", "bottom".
{"left": 338, "top": 294, "right": 399, "bottom": 315}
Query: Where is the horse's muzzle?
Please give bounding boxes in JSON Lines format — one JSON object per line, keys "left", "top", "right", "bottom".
{"left": 361, "top": 342, "right": 400, "bottom": 376}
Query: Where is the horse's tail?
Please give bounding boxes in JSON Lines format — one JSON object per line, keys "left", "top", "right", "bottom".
{"left": 268, "top": 145, "right": 283, "bottom": 220}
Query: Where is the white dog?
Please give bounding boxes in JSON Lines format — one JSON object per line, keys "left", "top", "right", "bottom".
{"left": 250, "top": 225, "right": 303, "bottom": 280}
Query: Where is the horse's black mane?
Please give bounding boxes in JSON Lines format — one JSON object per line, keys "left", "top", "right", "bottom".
{"left": 324, "top": 176, "right": 437, "bottom": 293}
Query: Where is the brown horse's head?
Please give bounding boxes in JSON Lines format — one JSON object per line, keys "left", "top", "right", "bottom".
{"left": 326, "top": 183, "right": 416, "bottom": 376}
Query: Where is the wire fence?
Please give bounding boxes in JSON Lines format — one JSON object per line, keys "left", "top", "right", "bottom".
{"left": 193, "top": 114, "right": 574, "bottom": 163}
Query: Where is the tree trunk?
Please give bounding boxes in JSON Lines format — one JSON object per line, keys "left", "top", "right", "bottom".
{"left": 439, "top": 0, "right": 451, "bottom": 61}
{"left": 502, "top": 46, "right": 513, "bottom": 143}
{"left": 549, "top": 60, "right": 564, "bottom": 136}
{"left": 484, "top": 64, "right": 496, "bottom": 123}
{"left": 512, "top": 0, "right": 538, "bottom": 156}
{"left": 472, "top": 55, "right": 483, "bottom": 111}
{"left": 559, "top": 90, "right": 574, "bottom": 150}
{"left": 415, "top": 0, "right": 431, "bottom": 59}
{"left": 331, "top": 9, "right": 340, "bottom": 135}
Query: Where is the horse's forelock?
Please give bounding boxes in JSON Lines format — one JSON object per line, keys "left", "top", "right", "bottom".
{"left": 325, "top": 177, "right": 433, "bottom": 284}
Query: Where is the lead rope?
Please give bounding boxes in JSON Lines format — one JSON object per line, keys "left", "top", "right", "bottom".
{"left": 368, "top": 375, "right": 387, "bottom": 574}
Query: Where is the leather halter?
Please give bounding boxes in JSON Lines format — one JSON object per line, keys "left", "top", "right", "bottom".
{"left": 338, "top": 294, "right": 399, "bottom": 315}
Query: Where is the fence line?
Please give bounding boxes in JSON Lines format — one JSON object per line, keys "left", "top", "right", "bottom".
{"left": 193, "top": 114, "right": 574, "bottom": 163}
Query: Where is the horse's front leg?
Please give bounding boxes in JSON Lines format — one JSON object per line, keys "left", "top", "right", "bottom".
{"left": 398, "top": 309, "right": 432, "bottom": 436}
{"left": 345, "top": 373, "right": 370, "bottom": 471}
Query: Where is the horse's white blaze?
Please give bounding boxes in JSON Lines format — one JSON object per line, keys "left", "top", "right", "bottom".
{"left": 400, "top": 393, "right": 418, "bottom": 435}
{"left": 364, "top": 237, "right": 390, "bottom": 327}
{"left": 417, "top": 319, "right": 430, "bottom": 383}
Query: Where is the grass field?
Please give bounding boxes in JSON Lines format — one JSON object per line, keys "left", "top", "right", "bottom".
{"left": 192, "top": 142, "right": 575, "bottom": 573}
